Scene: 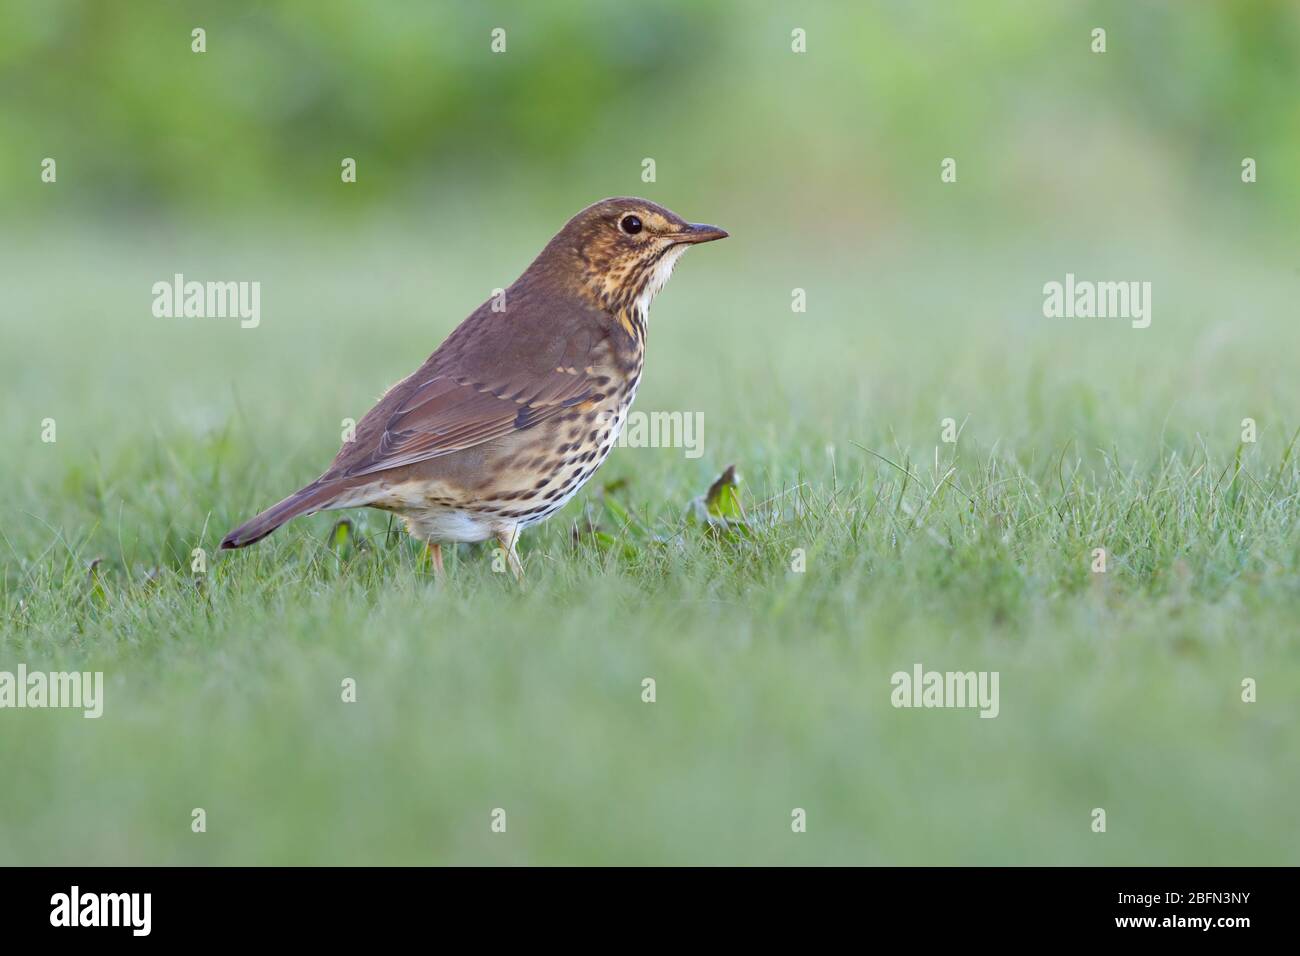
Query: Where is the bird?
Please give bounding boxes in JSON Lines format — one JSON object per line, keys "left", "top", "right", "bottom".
{"left": 220, "top": 197, "right": 728, "bottom": 580}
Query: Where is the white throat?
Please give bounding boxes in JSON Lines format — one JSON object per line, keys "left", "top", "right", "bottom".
{"left": 635, "top": 244, "right": 689, "bottom": 320}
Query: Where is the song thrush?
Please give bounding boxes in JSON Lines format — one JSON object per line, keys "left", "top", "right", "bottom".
{"left": 220, "top": 197, "right": 727, "bottom": 579}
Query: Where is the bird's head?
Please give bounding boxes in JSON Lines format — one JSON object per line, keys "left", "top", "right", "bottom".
{"left": 531, "top": 197, "right": 728, "bottom": 317}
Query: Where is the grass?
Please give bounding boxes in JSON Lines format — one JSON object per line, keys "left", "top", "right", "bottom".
{"left": 2, "top": 216, "right": 1298, "bottom": 865}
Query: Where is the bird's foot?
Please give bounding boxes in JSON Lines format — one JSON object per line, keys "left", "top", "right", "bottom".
{"left": 426, "top": 541, "right": 446, "bottom": 580}
{"left": 493, "top": 529, "right": 524, "bottom": 583}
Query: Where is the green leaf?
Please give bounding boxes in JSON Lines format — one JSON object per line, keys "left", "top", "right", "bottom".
{"left": 329, "top": 519, "right": 352, "bottom": 551}
{"left": 704, "top": 465, "right": 743, "bottom": 520}
{"left": 686, "top": 465, "right": 751, "bottom": 536}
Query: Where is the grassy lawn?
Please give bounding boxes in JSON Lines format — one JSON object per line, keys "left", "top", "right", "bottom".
{"left": 2, "top": 218, "right": 1298, "bottom": 864}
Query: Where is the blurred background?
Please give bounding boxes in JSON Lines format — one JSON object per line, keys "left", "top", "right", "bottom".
{"left": 3, "top": 0, "right": 1298, "bottom": 483}
{"left": 2, "top": 1, "right": 1299, "bottom": 865}
{"left": 4, "top": 0, "right": 1298, "bottom": 228}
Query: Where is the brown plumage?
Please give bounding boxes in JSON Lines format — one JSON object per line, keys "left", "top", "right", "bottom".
{"left": 220, "top": 197, "right": 727, "bottom": 579}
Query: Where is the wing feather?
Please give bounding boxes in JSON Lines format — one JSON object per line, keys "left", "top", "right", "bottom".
{"left": 337, "top": 322, "right": 606, "bottom": 478}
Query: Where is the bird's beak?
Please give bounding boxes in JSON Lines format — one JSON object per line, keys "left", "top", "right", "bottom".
{"left": 672, "top": 223, "right": 729, "bottom": 244}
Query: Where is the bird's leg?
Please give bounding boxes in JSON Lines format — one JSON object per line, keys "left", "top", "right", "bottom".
{"left": 426, "top": 541, "right": 445, "bottom": 579}
{"left": 494, "top": 529, "right": 524, "bottom": 583}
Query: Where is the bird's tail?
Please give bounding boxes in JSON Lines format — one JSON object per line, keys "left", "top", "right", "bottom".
{"left": 220, "top": 481, "right": 342, "bottom": 549}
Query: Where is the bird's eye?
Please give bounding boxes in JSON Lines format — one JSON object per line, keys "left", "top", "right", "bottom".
{"left": 619, "top": 214, "right": 643, "bottom": 235}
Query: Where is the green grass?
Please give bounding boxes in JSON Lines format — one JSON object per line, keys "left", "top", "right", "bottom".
{"left": 2, "top": 219, "right": 1298, "bottom": 864}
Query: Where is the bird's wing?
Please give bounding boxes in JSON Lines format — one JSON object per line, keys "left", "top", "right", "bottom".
{"left": 334, "top": 321, "right": 607, "bottom": 479}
